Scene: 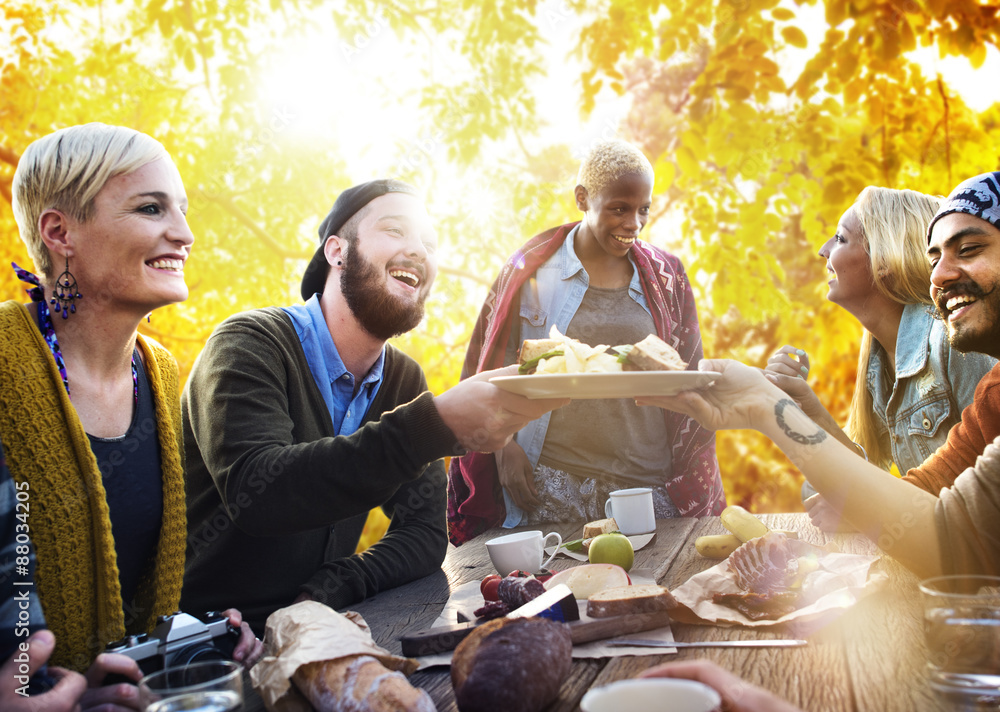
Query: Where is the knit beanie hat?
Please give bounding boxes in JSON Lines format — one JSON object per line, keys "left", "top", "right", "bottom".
{"left": 927, "top": 171, "right": 1000, "bottom": 244}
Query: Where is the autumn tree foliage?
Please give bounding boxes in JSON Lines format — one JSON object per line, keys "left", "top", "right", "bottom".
{"left": 2, "top": 0, "right": 999, "bottom": 534}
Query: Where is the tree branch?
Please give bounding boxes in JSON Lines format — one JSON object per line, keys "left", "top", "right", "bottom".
{"left": 920, "top": 118, "right": 943, "bottom": 173}
{"left": 438, "top": 264, "right": 492, "bottom": 287}
{"left": 937, "top": 75, "right": 951, "bottom": 187}
{"left": 208, "top": 193, "right": 312, "bottom": 259}
{"left": 0, "top": 145, "right": 20, "bottom": 168}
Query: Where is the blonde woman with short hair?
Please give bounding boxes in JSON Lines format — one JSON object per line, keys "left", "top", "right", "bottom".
{"left": 1, "top": 123, "right": 260, "bottom": 710}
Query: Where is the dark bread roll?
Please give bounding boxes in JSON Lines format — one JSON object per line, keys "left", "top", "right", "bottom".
{"left": 451, "top": 617, "right": 572, "bottom": 712}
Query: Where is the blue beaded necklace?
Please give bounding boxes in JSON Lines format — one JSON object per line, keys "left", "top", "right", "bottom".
{"left": 12, "top": 262, "right": 138, "bottom": 405}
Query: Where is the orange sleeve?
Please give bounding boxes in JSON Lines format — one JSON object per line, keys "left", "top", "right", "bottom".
{"left": 904, "top": 365, "right": 1000, "bottom": 494}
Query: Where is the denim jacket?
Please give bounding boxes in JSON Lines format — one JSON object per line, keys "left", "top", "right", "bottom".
{"left": 502, "top": 225, "right": 654, "bottom": 526}
{"left": 867, "top": 303, "right": 997, "bottom": 471}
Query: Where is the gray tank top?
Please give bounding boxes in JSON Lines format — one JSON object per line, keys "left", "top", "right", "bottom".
{"left": 538, "top": 285, "right": 673, "bottom": 486}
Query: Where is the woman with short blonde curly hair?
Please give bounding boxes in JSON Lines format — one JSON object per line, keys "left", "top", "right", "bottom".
{"left": 448, "top": 139, "right": 723, "bottom": 543}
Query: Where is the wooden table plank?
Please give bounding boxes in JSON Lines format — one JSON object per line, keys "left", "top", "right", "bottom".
{"left": 825, "top": 555, "right": 945, "bottom": 711}
{"left": 247, "top": 513, "right": 948, "bottom": 712}
{"left": 632, "top": 514, "right": 853, "bottom": 712}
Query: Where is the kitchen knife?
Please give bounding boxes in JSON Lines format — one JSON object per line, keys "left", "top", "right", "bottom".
{"left": 607, "top": 638, "right": 808, "bottom": 648}
{"left": 399, "top": 583, "right": 579, "bottom": 657}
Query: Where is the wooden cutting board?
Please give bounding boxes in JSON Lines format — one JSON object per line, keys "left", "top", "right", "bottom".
{"left": 400, "top": 607, "right": 673, "bottom": 657}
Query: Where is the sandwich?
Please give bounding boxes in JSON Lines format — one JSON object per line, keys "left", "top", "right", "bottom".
{"left": 517, "top": 339, "right": 564, "bottom": 375}
{"left": 620, "top": 334, "right": 687, "bottom": 372}
{"left": 518, "top": 329, "right": 687, "bottom": 375}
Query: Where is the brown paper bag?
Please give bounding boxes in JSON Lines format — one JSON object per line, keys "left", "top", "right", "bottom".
{"left": 249, "top": 601, "right": 419, "bottom": 712}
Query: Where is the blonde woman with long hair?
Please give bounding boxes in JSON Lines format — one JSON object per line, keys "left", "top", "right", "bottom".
{"left": 765, "top": 186, "right": 997, "bottom": 530}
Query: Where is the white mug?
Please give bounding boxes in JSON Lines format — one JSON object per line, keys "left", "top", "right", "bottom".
{"left": 581, "top": 679, "right": 721, "bottom": 712}
{"left": 485, "top": 530, "right": 562, "bottom": 575}
{"left": 605, "top": 487, "right": 656, "bottom": 536}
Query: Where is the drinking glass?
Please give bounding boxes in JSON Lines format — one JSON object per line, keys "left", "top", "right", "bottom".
{"left": 920, "top": 575, "right": 1000, "bottom": 710}
{"left": 138, "top": 660, "right": 243, "bottom": 712}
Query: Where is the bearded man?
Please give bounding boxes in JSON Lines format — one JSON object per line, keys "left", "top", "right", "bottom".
{"left": 180, "top": 180, "right": 566, "bottom": 631}
{"left": 897, "top": 171, "right": 1000, "bottom": 497}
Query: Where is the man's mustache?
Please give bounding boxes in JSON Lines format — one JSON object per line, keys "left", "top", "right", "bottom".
{"left": 932, "top": 280, "right": 988, "bottom": 320}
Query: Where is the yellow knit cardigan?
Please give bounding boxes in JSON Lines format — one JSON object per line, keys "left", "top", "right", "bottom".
{"left": 0, "top": 301, "right": 186, "bottom": 671}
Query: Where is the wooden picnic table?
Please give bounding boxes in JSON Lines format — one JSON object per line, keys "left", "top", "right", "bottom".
{"left": 247, "top": 513, "right": 946, "bottom": 711}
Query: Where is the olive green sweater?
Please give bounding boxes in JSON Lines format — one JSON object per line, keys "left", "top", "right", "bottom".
{"left": 180, "top": 308, "right": 457, "bottom": 633}
{"left": 0, "top": 301, "right": 186, "bottom": 671}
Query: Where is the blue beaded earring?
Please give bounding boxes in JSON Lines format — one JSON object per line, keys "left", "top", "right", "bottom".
{"left": 50, "top": 257, "right": 82, "bottom": 319}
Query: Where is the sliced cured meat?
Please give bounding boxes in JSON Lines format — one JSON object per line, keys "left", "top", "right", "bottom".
{"left": 713, "top": 591, "right": 801, "bottom": 621}
{"left": 497, "top": 575, "right": 546, "bottom": 609}
{"left": 728, "top": 531, "right": 798, "bottom": 594}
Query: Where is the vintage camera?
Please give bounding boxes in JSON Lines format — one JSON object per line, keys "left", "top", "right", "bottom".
{"left": 104, "top": 611, "right": 240, "bottom": 675}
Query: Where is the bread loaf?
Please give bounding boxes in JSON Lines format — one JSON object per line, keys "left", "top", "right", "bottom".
{"left": 293, "top": 655, "right": 435, "bottom": 712}
{"left": 451, "top": 617, "right": 571, "bottom": 712}
{"left": 586, "top": 584, "right": 677, "bottom": 618}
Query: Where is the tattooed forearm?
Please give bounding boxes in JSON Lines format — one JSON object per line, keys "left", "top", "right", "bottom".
{"left": 774, "top": 398, "right": 828, "bottom": 446}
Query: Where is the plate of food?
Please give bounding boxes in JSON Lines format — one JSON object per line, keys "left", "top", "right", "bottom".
{"left": 490, "top": 327, "right": 719, "bottom": 399}
{"left": 491, "top": 371, "right": 719, "bottom": 399}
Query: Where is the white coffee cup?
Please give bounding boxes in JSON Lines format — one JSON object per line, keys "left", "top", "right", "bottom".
{"left": 604, "top": 487, "right": 656, "bottom": 536}
{"left": 581, "top": 679, "right": 721, "bottom": 712}
{"left": 485, "top": 530, "right": 562, "bottom": 575}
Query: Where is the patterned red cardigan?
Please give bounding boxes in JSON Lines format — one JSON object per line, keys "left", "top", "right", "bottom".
{"left": 446, "top": 222, "right": 725, "bottom": 545}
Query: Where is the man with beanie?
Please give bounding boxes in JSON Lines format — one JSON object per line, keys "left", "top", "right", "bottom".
{"left": 180, "top": 180, "right": 567, "bottom": 631}
{"left": 897, "top": 171, "right": 1000, "bottom": 496}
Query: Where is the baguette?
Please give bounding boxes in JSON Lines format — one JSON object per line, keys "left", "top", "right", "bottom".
{"left": 293, "top": 655, "right": 435, "bottom": 712}
{"left": 586, "top": 584, "right": 677, "bottom": 618}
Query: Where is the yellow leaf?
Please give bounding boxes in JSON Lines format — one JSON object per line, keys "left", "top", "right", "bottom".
{"left": 970, "top": 43, "right": 987, "bottom": 69}
{"left": 726, "top": 85, "right": 752, "bottom": 101}
{"left": 844, "top": 77, "right": 862, "bottom": 105}
{"left": 654, "top": 158, "right": 676, "bottom": 191}
{"left": 676, "top": 146, "right": 700, "bottom": 178}
{"left": 826, "top": 0, "right": 847, "bottom": 26}
{"left": 781, "top": 27, "right": 808, "bottom": 48}
{"left": 681, "top": 130, "right": 708, "bottom": 161}
{"left": 900, "top": 19, "right": 916, "bottom": 52}
{"left": 752, "top": 56, "right": 780, "bottom": 76}
{"left": 771, "top": 8, "right": 795, "bottom": 20}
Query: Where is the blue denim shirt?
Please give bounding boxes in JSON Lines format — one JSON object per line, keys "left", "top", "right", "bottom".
{"left": 867, "top": 303, "right": 997, "bottom": 472}
{"left": 282, "top": 295, "right": 385, "bottom": 436}
{"left": 502, "top": 225, "right": 653, "bottom": 526}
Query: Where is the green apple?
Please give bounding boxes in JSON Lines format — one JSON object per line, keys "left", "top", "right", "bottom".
{"left": 588, "top": 533, "right": 634, "bottom": 572}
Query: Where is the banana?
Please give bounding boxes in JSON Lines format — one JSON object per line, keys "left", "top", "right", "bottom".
{"left": 720, "top": 505, "right": 769, "bottom": 543}
{"left": 695, "top": 533, "right": 743, "bottom": 559}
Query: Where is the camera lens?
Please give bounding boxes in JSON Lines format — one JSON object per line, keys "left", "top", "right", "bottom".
{"left": 170, "top": 643, "right": 228, "bottom": 682}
